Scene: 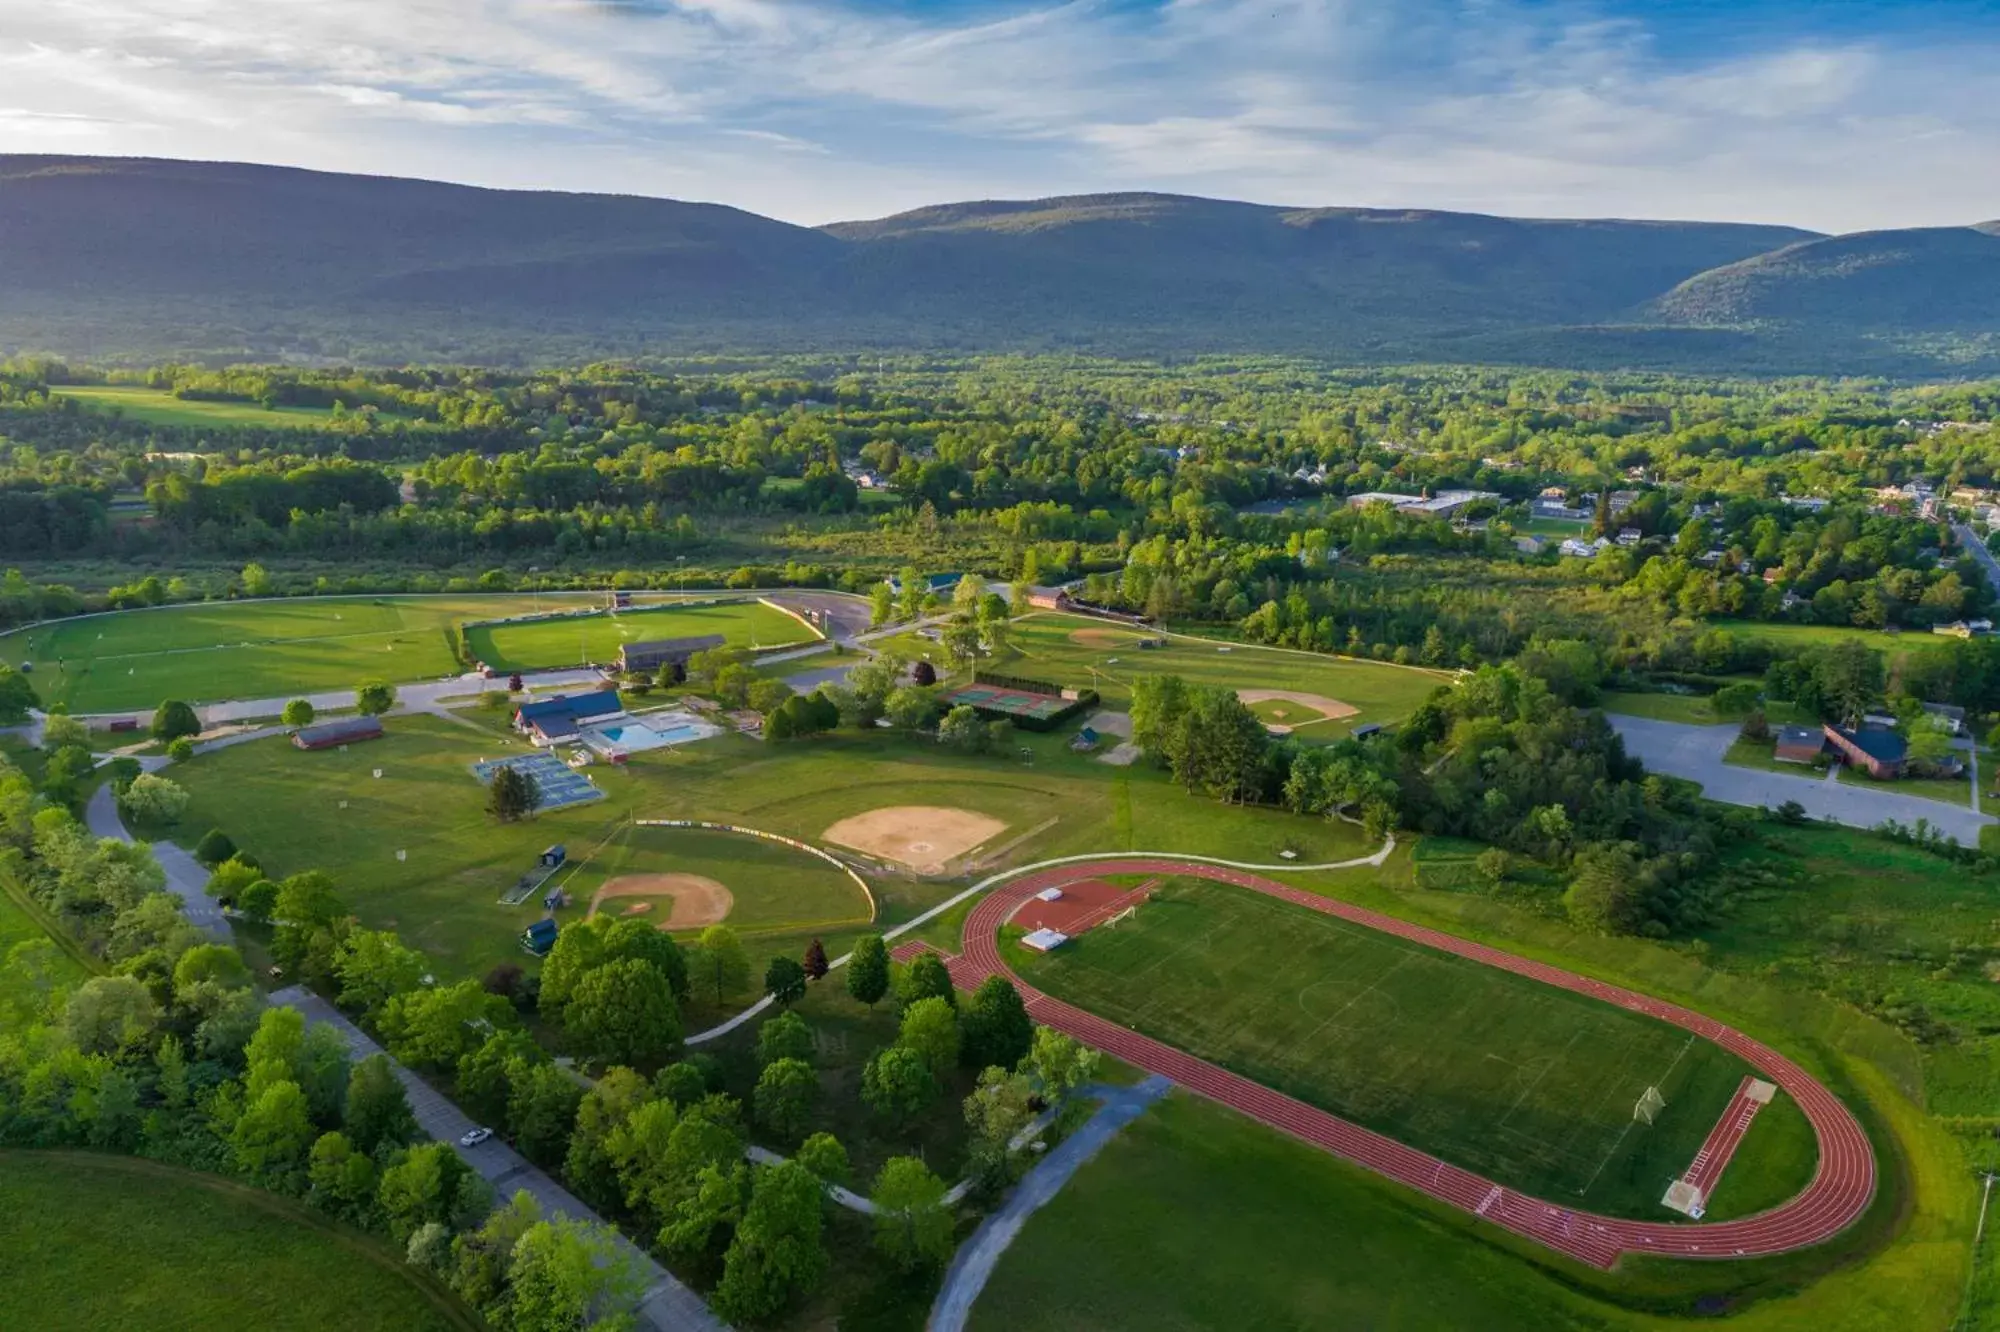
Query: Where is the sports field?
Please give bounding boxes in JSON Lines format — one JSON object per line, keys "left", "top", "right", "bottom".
{"left": 987, "top": 612, "right": 1447, "bottom": 732}
{"left": 1006, "top": 876, "right": 1817, "bottom": 1220}
{"left": 569, "top": 823, "right": 875, "bottom": 937}
{"left": 3, "top": 594, "right": 618, "bottom": 713}
{"left": 0, "top": 1152, "right": 471, "bottom": 1331}
{"left": 464, "top": 599, "right": 815, "bottom": 671}
{"left": 54, "top": 384, "right": 359, "bottom": 429}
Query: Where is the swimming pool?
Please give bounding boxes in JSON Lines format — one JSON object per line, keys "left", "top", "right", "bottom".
{"left": 581, "top": 712, "right": 716, "bottom": 755}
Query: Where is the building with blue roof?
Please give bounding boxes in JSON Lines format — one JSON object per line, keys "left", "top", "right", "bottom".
{"left": 515, "top": 689, "right": 624, "bottom": 745}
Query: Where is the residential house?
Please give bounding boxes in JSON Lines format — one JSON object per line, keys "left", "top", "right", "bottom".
{"left": 1559, "top": 537, "right": 1606, "bottom": 559}
{"left": 1825, "top": 724, "right": 1907, "bottom": 779}
{"left": 1921, "top": 702, "right": 1968, "bottom": 734}
{"left": 1513, "top": 534, "right": 1548, "bottom": 555}
{"left": 1615, "top": 527, "right": 1643, "bottom": 547}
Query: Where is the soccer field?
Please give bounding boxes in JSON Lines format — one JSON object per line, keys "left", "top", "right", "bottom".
{"left": 2, "top": 594, "right": 619, "bottom": 713}
{"left": 1008, "top": 877, "right": 1817, "bottom": 1219}
{"left": 464, "top": 600, "right": 817, "bottom": 671}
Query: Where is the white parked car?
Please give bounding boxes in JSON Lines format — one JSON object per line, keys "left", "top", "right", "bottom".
{"left": 459, "top": 1127, "right": 493, "bottom": 1147}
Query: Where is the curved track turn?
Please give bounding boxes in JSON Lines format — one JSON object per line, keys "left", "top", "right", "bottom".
{"left": 954, "top": 858, "right": 1876, "bottom": 1270}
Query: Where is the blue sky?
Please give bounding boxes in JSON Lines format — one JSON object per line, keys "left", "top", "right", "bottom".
{"left": 3, "top": 0, "right": 1996, "bottom": 230}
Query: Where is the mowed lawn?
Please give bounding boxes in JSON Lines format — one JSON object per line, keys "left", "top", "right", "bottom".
{"left": 984, "top": 611, "right": 1447, "bottom": 732}
{"left": 1007, "top": 877, "right": 1817, "bottom": 1220}
{"left": 571, "top": 823, "right": 875, "bottom": 936}
{"left": 971, "top": 1093, "right": 1641, "bottom": 1332}
{"left": 0, "top": 1152, "right": 470, "bottom": 1332}
{"left": 466, "top": 599, "right": 816, "bottom": 672}
{"left": 4, "top": 594, "right": 621, "bottom": 713}
{"left": 54, "top": 384, "right": 357, "bottom": 429}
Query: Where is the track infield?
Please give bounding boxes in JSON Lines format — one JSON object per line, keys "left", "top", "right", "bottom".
{"left": 955, "top": 859, "right": 1875, "bottom": 1269}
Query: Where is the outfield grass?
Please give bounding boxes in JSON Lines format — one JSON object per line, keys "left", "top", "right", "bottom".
{"left": 0, "top": 1152, "right": 472, "bottom": 1332}
{"left": 54, "top": 384, "right": 360, "bottom": 429}
{"left": 970, "top": 611, "right": 1446, "bottom": 732}
{"left": 568, "top": 823, "right": 873, "bottom": 936}
{"left": 1006, "top": 876, "right": 1816, "bottom": 1220}
{"left": 465, "top": 599, "right": 816, "bottom": 671}
{"left": 2, "top": 594, "right": 629, "bottom": 713}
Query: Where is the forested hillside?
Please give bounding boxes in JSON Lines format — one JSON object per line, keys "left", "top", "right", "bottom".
{"left": 12, "top": 154, "right": 1996, "bottom": 373}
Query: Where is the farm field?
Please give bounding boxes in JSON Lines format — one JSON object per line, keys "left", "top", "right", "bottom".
{"left": 2, "top": 594, "right": 627, "bottom": 713}
{"left": 465, "top": 599, "right": 815, "bottom": 672}
{"left": 1006, "top": 876, "right": 1818, "bottom": 1220}
{"left": 969, "top": 611, "right": 1447, "bottom": 731}
{"left": 52, "top": 384, "right": 365, "bottom": 429}
{"left": 0, "top": 1152, "right": 470, "bottom": 1332}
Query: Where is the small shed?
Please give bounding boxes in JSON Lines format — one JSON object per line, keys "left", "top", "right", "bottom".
{"left": 1351, "top": 722, "right": 1384, "bottom": 740}
{"left": 520, "top": 918, "right": 559, "bottom": 956}
{"left": 540, "top": 844, "right": 567, "bottom": 869}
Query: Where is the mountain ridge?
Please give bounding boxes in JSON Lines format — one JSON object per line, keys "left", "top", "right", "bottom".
{"left": 0, "top": 155, "right": 1991, "bottom": 374}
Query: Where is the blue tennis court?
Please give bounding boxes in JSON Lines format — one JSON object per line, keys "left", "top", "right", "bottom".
{"left": 470, "top": 752, "right": 606, "bottom": 811}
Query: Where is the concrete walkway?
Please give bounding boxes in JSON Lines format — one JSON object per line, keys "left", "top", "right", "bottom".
{"left": 1610, "top": 713, "right": 1992, "bottom": 844}
{"left": 928, "top": 1076, "right": 1173, "bottom": 1332}
{"left": 84, "top": 781, "right": 231, "bottom": 939}
{"left": 272, "top": 988, "right": 728, "bottom": 1332}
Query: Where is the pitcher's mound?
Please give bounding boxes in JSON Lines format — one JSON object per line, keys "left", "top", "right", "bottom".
{"left": 1237, "top": 689, "right": 1358, "bottom": 735}
{"left": 824, "top": 806, "right": 1007, "bottom": 875}
{"left": 590, "top": 873, "right": 734, "bottom": 930}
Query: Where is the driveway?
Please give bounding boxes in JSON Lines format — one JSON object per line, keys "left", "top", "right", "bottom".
{"left": 1610, "top": 714, "right": 1993, "bottom": 844}
{"left": 271, "top": 988, "right": 727, "bottom": 1332}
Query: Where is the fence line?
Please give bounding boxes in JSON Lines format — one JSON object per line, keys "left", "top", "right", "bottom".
{"left": 633, "top": 818, "right": 878, "bottom": 919}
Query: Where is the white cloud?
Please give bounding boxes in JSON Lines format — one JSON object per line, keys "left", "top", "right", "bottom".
{"left": 1, "top": 0, "right": 1996, "bottom": 230}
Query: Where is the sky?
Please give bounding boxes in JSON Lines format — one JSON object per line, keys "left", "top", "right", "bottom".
{"left": 4, "top": 0, "right": 1998, "bottom": 232}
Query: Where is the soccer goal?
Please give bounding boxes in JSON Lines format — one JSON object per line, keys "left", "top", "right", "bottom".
{"left": 1634, "top": 1085, "right": 1667, "bottom": 1126}
{"left": 1103, "top": 905, "right": 1140, "bottom": 929}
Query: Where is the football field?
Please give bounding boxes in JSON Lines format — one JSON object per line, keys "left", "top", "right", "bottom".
{"left": 1008, "top": 876, "right": 1815, "bottom": 1219}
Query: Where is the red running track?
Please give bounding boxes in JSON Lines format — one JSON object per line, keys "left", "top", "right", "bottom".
{"left": 1681, "top": 1077, "right": 1772, "bottom": 1204}
{"left": 951, "top": 857, "right": 1875, "bottom": 1270}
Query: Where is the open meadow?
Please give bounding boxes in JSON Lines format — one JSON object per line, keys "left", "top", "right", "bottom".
{"left": 464, "top": 598, "right": 816, "bottom": 671}
{"left": 980, "top": 611, "right": 1448, "bottom": 732}
{"left": 2, "top": 594, "right": 628, "bottom": 713}
{"left": 53, "top": 384, "right": 365, "bottom": 429}
{"left": 0, "top": 1152, "right": 471, "bottom": 1332}
{"left": 1006, "top": 875, "right": 1818, "bottom": 1221}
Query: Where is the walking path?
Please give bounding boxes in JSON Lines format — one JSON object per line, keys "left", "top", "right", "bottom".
{"left": 271, "top": 988, "right": 728, "bottom": 1332}
{"left": 1610, "top": 713, "right": 1992, "bottom": 843}
{"left": 929, "top": 1076, "right": 1173, "bottom": 1332}
{"left": 84, "top": 781, "right": 231, "bottom": 939}
{"left": 946, "top": 857, "right": 1875, "bottom": 1271}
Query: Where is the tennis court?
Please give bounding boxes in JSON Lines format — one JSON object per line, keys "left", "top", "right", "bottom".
{"left": 940, "top": 682, "right": 1072, "bottom": 721}
{"left": 470, "top": 753, "right": 605, "bottom": 811}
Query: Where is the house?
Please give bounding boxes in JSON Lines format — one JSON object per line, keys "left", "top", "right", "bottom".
{"left": 520, "top": 918, "right": 559, "bottom": 956}
{"left": 1824, "top": 724, "right": 1908, "bottom": 780}
{"left": 1772, "top": 726, "right": 1827, "bottom": 765}
{"left": 1921, "top": 702, "right": 1968, "bottom": 734}
{"left": 1606, "top": 490, "right": 1641, "bottom": 516}
{"left": 617, "top": 634, "right": 727, "bottom": 674}
{"left": 1559, "top": 537, "right": 1606, "bottom": 559}
{"left": 1779, "top": 592, "right": 1809, "bottom": 612}
{"left": 293, "top": 716, "right": 385, "bottom": 750}
{"left": 1531, "top": 497, "right": 1593, "bottom": 521}
{"left": 1780, "top": 495, "right": 1830, "bottom": 513}
{"left": 1615, "top": 527, "right": 1643, "bottom": 547}
{"left": 1026, "top": 586, "right": 1074, "bottom": 611}
{"left": 515, "top": 689, "right": 624, "bottom": 745}
{"left": 1514, "top": 534, "right": 1548, "bottom": 555}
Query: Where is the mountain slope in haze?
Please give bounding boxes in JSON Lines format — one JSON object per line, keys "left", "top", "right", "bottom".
{"left": 1, "top": 154, "right": 1990, "bottom": 373}
{"left": 1652, "top": 224, "right": 2000, "bottom": 329}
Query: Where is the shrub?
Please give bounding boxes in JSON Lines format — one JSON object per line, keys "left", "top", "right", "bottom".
{"left": 166, "top": 737, "right": 195, "bottom": 763}
{"left": 193, "top": 828, "right": 238, "bottom": 866}
{"left": 150, "top": 700, "right": 201, "bottom": 742}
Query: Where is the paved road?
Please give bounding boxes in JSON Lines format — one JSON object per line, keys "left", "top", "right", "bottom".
{"left": 1955, "top": 523, "right": 2000, "bottom": 593}
{"left": 1610, "top": 714, "right": 1992, "bottom": 844}
{"left": 66, "top": 667, "right": 610, "bottom": 727}
{"left": 929, "top": 1076, "right": 1174, "bottom": 1332}
{"left": 272, "top": 988, "right": 728, "bottom": 1332}
{"left": 84, "top": 781, "right": 232, "bottom": 938}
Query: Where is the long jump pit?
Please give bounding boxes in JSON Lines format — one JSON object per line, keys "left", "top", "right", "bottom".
{"left": 588, "top": 874, "right": 734, "bottom": 930}
{"left": 823, "top": 806, "right": 1006, "bottom": 875}
{"left": 1236, "top": 688, "right": 1359, "bottom": 735}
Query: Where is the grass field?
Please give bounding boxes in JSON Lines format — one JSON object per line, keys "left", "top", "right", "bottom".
{"left": 969, "top": 611, "right": 1447, "bottom": 732}
{"left": 1007, "top": 876, "right": 1817, "bottom": 1220}
{"left": 0, "top": 884, "right": 89, "bottom": 1010}
{"left": 465, "top": 600, "right": 816, "bottom": 672}
{"left": 1705, "top": 619, "right": 1950, "bottom": 656}
{"left": 53, "top": 384, "right": 361, "bottom": 429}
{"left": 2, "top": 594, "right": 633, "bottom": 713}
{"left": 0, "top": 1152, "right": 470, "bottom": 1332}
{"left": 568, "top": 823, "right": 874, "bottom": 936}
